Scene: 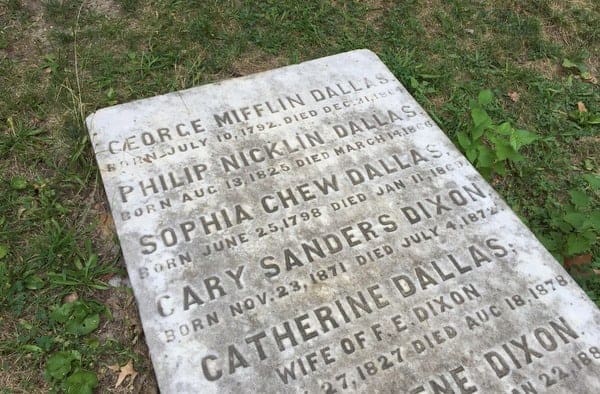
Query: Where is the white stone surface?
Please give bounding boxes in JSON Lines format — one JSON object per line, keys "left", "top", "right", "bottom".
{"left": 87, "top": 50, "right": 600, "bottom": 393}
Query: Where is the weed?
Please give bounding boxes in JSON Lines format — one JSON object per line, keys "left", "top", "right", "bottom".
{"left": 532, "top": 174, "right": 600, "bottom": 304}
{"left": 568, "top": 104, "right": 600, "bottom": 126}
{"left": 539, "top": 176, "right": 600, "bottom": 257}
{"left": 45, "top": 350, "right": 98, "bottom": 394}
{"left": 456, "top": 90, "right": 538, "bottom": 179}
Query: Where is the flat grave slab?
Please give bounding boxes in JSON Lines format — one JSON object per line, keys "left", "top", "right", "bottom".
{"left": 87, "top": 50, "right": 600, "bottom": 393}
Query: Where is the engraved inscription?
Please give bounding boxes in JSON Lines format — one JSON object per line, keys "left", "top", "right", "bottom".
{"left": 87, "top": 50, "right": 600, "bottom": 393}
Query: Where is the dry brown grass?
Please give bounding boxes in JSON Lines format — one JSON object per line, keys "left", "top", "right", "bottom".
{"left": 523, "top": 58, "right": 562, "bottom": 79}
{"left": 571, "top": 135, "right": 600, "bottom": 169}
{"left": 230, "top": 46, "right": 287, "bottom": 76}
{"left": 0, "top": 357, "right": 49, "bottom": 393}
{"left": 416, "top": 0, "right": 444, "bottom": 39}
{"left": 93, "top": 287, "right": 160, "bottom": 393}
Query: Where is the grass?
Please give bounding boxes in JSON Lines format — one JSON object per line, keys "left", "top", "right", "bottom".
{"left": 0, "top": 0, "right": 598, "bottom": 392}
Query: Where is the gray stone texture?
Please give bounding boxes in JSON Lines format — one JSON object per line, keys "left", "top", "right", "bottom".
{"left": 87, "top": 50, "right": 600, "bottom": 393}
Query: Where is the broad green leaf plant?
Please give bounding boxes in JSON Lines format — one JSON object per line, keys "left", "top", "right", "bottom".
{"left": 541, "top": 175, "right": 600, "bottom": 258}
{"left": 456, "top": 90, "right": 538, "bottom": 179}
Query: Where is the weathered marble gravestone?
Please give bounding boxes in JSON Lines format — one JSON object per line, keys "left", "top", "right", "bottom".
{"left": 87, "top": 50, "right": 600, "bottom": 393}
